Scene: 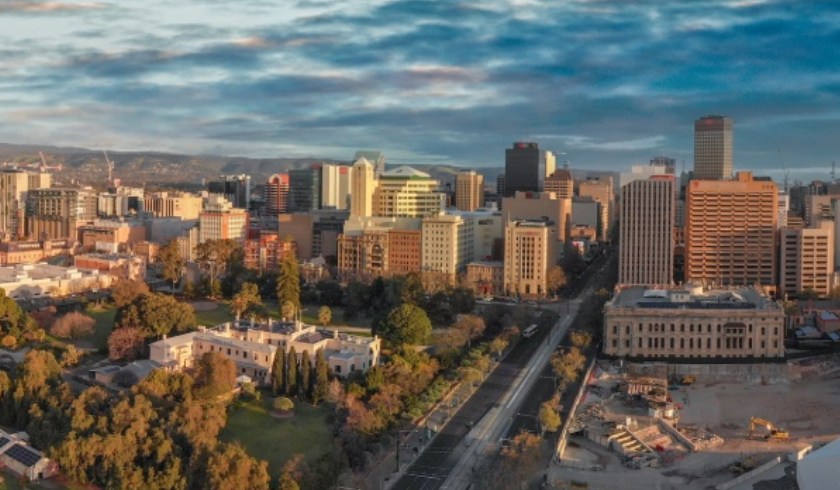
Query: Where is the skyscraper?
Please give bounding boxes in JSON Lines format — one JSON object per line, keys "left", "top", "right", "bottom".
{"left": 265, "top": 173, "right": 290, "bottom": 216}
{"left": 455, "top": 171, "right": 484, "bottom": 211}
{"left": 353, "top": 150, "right": 385, "bottom": 177}
{"left": 544, "top": 168, "right": 573, "bottom": 199}
{"left": 686, "top": 171, "right": 777, "bottom": 287}
{"left": 288, "top": 167, "right": 322, "bottom": 212}
{"left": 208, "top": 174, "right": 251, "bottom": 209}
{"left": 694, "top": 115, "right": 733, "bottom": 180}
{"left": 321, "top": 164, "right": 352, "bottom": 210}
{"left": 350, "top": 158, "right": 376, "bottom": 218}
{"left": 619, "top": 176, "right": 674, "bottom": 286}
{"left": 504, "top": 142, "right": 545, "bottom": 196}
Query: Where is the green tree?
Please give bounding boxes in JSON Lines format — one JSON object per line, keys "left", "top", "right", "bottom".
{"left": 281, "top": 300, "right": 298, "bottom": 321}
{"left": 271, "top": 347, "right": 286, "bottom": 396}
{"left": 0, "top": 287, "right": 36, "bottom": 341}
{"left": 110, "top": 278, "right": 150, "bottom": 308}
{"left": 538, "top": 400, "right": 562, "bottom": 433}
{"left": 230, "top": 282, "right": 262, "bottom": 319}
{"left": 318, "top": 305, "right": 332, "bottom": 327}
{"left": 452, "top": 314, "right": 486, "bottom": 349}
{"left": 195, "top": 239, "right": 238, "bottom": 298}
{"left": 277, "top": 252, "right": 301, "bottom": 316}
{"left": 400, "top": 272, "right": 425, "bottom": 305}
{"left": 206, "top": 442, "right": 270, "bottom": 490}
{"left": 285, "top": 346, "right": 298, "bottom": 397}
{"left": 158, "top": 239, "right": 185, "bottom": 291}
{"left": 375, "top": 304, "right": 432, "bottom": 346}
{"left": 489, "top": 336, "right": 509, "bottom": 357}
{"left": 299, "top": 350, "right": 311, "bottom": 401}
{"left": 193, "top": 351, "right": 236, "bottom": 400}
{"left": 116, "top": 293, "right": 196, "bottom": 339}
{"left": 273, "top": 396, "right": 295, "bottom": 413}
{"left": 312, "top": 348, "right": 329, "bottom": 405}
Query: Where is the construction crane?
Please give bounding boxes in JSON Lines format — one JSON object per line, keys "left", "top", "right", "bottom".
{"left": 103, "top": 150, "right": 114, "bottom": 185}
{"left": 37, "top": 152, "right": 62, "bottom": 172}
{"left": 749, "top": 417, "right": 790, "bottom": 441}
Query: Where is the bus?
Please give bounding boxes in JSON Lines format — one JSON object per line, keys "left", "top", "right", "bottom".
{"left": 522, "top": 324, "right": 539, "bottom": 338}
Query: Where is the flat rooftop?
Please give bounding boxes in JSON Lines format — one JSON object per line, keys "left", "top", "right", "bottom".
{"left": 610, "top": 286, "right": 777, "bottom": 311}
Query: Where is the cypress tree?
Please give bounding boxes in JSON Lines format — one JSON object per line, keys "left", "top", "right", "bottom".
{"left": 271, "top": 347, "right": 285, "bottom": 396}
{"left": 276, "top": 253, "right": 301, "bottom": 317}
{"left": 313, "top": 348, "right": 329, "bottom": 405}
{"left": 286, "top": 346, "right": 298, "bottom": 397}
{"left": 299, "top": 350, "right": 311, "bottom": 402}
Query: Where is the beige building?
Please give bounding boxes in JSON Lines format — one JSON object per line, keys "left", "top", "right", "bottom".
{"left": 74, "top": 253, "right": 146, "bottom": 281}
{"left": 0, "top": 170, "right": 51, "bottom": 239}
{"left": 80, "top": 219, "right": 146, "bottom": 253}
{"left": 503, "top": 219, "right": 551, "bottom": 299}
{"left": 780, "top": 220, "right": 835, "bottom": 297}
{"left": 455, "top": 171, "right": 485, "bottom": 211}
{"left": 686, "top": 172, "right": 777, "bottom": 289}
{"left": 0, "top": 430, "right": 57, "bottom": 481}
{"left": 544, "top": 168, "right": 574, "bottom": 199}
{"left": 25, "top": 187, "right": 96, "bottom": 241}
{"left": 0, "top": 263, "right": 112, "bottom": 299}
{"left": 374, "top": 166, "right": 444, "bottom": 218}
{"left": 199, "top": 195, "right": 249, "bottom": 244}
{"left": 350, "top": 157, "right": 377, "bottom": 218}
{"left": 694, "top": 115, "right": 733, "bottom": 180}
{"left": 619, "top": 176, "right": 674, "bottom": 286}
{"left": 421, "top": 213, "right": 474, "bottom": 286}
{"left": 502, "top": 191, "right": 571, "bottom": 243}
{"left": 466, "top": 261, "right": 503, "bottom": 296}
{"left": 321, "top": 163, "right": 352, "bottom": 210}
{"left": 603, "top": 285, "right": 785, "bottom": 359}
{"left": 143, "top": 192, "right": 203, "bottom": 220}
{"left": 578, "top": 177, "right": 614, "bottom": 241}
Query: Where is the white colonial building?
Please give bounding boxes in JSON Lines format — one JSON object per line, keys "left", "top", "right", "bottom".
{"left": 0, "top": 263, "right": 113, "bottom": 300}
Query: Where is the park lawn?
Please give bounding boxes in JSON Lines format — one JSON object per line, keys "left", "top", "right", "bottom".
{"left": 193, "top": 302, "right": 236, "bottom": 327}
{"left": 221, "top": 397, "right": 333, "bottom": 481}
{"left": 83, "top": 306, "right": 117, "bottom": 352}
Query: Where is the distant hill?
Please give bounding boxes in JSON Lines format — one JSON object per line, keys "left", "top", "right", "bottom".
{"left": 0, "top": 143, "right": 503, "bottom": 192}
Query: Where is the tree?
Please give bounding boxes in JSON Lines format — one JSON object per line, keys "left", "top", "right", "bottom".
{"left": 113, "top": 369, "right": 139, "bottom": 388}
{"left": 195, "top": 239, "right": 238, "bottom": 298}
{"left": 489, "top": 336, "right": 509, "bottom": 357}
{"left": 546, "top": 265, "right": 567, "bottom": 296}
{"left": 107, "top": 326, "right": 146, "bottom": 362}
{"left": 50, "top": 311, "right": 96, "bottom": 339}
{"left": 281, "top": 300, "right": 298, "bottom": 321}
{"left": 206, "top": 442, "right": 270, "bottom": 490}
{"left": 318, "top": 306, "right": 332, "bottom": 327}
{"left": 158, "top": 239, "right": 185, "bottom": 291}
{"left": 375, "top": 304, "right": 432, "bottom": 346}
{"left": 271, "top": 347, "right": 286, "bottom": 396}
{"left": 312, "top": 348, "right": 329, "bottom": 405}
{"left": 230, "top": 282, "right": 262, "bottom": 319}
{"left": 110, "top": 278, "right": 150, "bottom": 308}
{"left": 273, "top": 396, "right": 295, "bottom": 413}
{"left": 539, "top": 400, "right": 562, "bottom": 433}
{"left": 570, "top": 330, "right": 592, "bottom": 349}
{"left": 452, "top": 314, "right": 486, "bottom": 348}
{"left": 400, "top": 273, "right": 425, "bottom": 305}
{"left": 277, "top": 252, "right": 301, "bottom": 316}
{"left": 494, "top": 430, "right": 542, "bottom": 489}
{"left": 285, "top": 346, "right": 298, "bottom": 397}
{"left": 0, "top": 287, "right": 36, "bottom": 341}
{"left": 299, "top": 350, "right": 311, "bottom": 401}
{"left": 194, "top": 351, "right": 236, "bottom": 399}
{"left": 116, "top": 293, "right": 196, "bottom": 339}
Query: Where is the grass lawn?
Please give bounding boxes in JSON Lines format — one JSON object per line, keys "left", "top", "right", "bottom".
{"left": 83, "top": 306, "right": 117, "bottom": 352}
{"left": 193, "top": 302, "right": 236, "bottom": 327}
{"left": 221, "top": 397, "right": 333, "bottom": 481}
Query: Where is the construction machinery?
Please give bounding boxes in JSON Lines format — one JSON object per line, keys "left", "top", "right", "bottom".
{"left": 749, "top": 417, "right": 790, "bottom": 441}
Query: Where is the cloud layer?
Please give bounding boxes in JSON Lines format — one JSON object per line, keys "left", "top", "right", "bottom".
{"left": 0, "top": 0, "right": 838, "bottom": 181}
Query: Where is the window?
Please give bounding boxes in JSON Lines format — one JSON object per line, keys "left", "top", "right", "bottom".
{"left": 680, "top": 338, "right": 684, "bottom": 349}
{"left": 335, "top": 365, "right": 341, "bottom": 373}
{"left": 638, "top": 338, "right": 642, "bottom": 348}
{"left": 612, "top": 339, "right": 617, "bottom": 348}
{"left": 707, "top": 338, "right": 711, "bottom": 349}
{"left": 761, "top": 327, "right": 765, "bottom": 336}
{"left": 670, "top": 324, "right": 674, "bottom": 332}
{"left": 670, "top": 338, "right": 674, "bottom": 348}
{"left": 680, "top": 324, "right": 685, "bottom": 332}
{"left": 613, "top": 325, "right": 618, "bottom": 335}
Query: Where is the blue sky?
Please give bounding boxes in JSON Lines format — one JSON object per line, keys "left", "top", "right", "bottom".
{"left": 0, "top": 0, "right": 838, "bottom": 181}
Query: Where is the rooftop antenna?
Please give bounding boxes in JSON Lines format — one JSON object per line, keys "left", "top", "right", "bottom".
{"left": 778, "top": 149, "right": 789, "bottom": 193}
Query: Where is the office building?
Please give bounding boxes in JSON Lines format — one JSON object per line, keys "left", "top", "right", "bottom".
{"left": 143, "top": 192, "right": 203, "bottom": 220}
{"left": 25, "top": 188, "right": 96, "bottom": 241}
{"left": 578, "top": 177, "right": 614, "bottom": 241}
{"left": 619, "top": 163, "right": 673, "bottom": 191}
{"left": 603, "top": 285, "right": 785, "bottom": 359}
{"left": 374, "top": 166, "right": 444, "bottom": 218}
{"left": 265, "top": 173, "right": 290, "bottom": 216}
{"left": 97, "top": 186, "right": 144, "bottom": 218}
{"left": 649, "top": 156, "right": 676, "bottom": 175}
{"left": 686, "top": 172, "right": 777, "bottom": 288}
{"left": 619, "top": 176, "right": 674, "bottom": 286}
{"left": 350, "top": 158, "right": 377, "bottom": 218}
{"left": 421, "top": 213, "right": 473, "bottom": 286}
{"left": 388, "top": 229, "right": 422, "bottom": 276}
{"left": 208, "top": 174, "right": 251, "bottom": 209}
{"left": 288, "top": 167, "right": 321, "bottom": 212}
{"left": 694, "top": 115, "right": 733, "bottom": 180}
{"left": 544, "top": 168, "right": 573, "bottom": 199}
{"left": 466, "top": 261, "right": 504, "bottom": 297}
{"left": 779, "top": 221, "right": 835, "bottom": 298}
{"left": 354, "top": 150, "right": 385, "bottom": 178}
{"left": 502, "top": 191, "right": 571, "bottom": 244}
{"left": 321, "top": 164, "right": 352, "bottom": 210}
{"left": 243, "top": 233, "right": 296, "bottom": 272}
{"left": 504, "top": 142, "right": 554, "bottom": 196}
{"left": 199, "top": 195, "right": 249, "bottom": 244}
{"left": 496, "top": 174, "right": 506, "bottom": 198}
{"left": 455, "top": 171, "right": 484, "bottom": 211}
{"left": 80, "top": 219, "right": 146, "bottom": 253}
{"left": 503, "top": 218, "right": 552, "bottom": 299}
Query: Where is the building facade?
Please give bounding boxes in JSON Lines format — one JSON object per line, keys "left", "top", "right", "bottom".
{"left": 143, "top": 192, "right": 203, "bottom": 220}
{"left": 504, "top": 142, "right": 547, "bottom": 196}
{"left": 503, "top": 219, "right": 551, "bottom": 299}
{"left": 619, "top": 176, "right": 674, "bottom": 286}
{"left": 466, "top": 261, "right": 504, "bottom": 296}
{"left": 199, "top": 195, "right": 249, "bottom": 244}
{"left": 779, "top": 221, "right": 835, "bottom": 297}
{"left": 264, "top": 173, "right": 290, "bottom": 216}
{"left": 455, "top": 171, "right": 485, "bottom": 212}
{"left": 321, "top": 164, "right": 352, "bottom": 210}
{"left": 603, "top": 285, "right": 785, "bottom": 359}
{"left": 25, "top": 187, "right": 96, "bottom": 241}
{"left": 374, "top": 166, "right": 444, "bottom": 218}
{"left": 544, "top": 168, "right": 573, "bottom": 199}
{"left": 421, "top": 214, "right": 473, "bottom": 286}
{"left": 694, "top": 115, "right": 733, "bottom": 180}
{"left": 289, "top": 167, "right": 321, "bottom": 212}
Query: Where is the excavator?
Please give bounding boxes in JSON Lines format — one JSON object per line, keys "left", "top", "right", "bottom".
{"left": 749, "top": 417, "right": 790, "bottom": 441}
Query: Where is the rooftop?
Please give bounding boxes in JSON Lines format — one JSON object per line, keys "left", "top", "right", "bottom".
{"left": 380, "top": 166, "right": 431, "bottom": 180}
{"left": 610, "top": 285, "right": 777, "bottom": 311}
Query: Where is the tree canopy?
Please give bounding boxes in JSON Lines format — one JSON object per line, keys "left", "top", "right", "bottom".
{"left": 277, "top": 252, "right": 301, "bottom": 316}
{"left": 116, "top": 293, "right": 196, "bottom": 339}
{"left": 110, "top": 278, "right": 150, "bottom": 308}
{"left": 375, "top": 304, "right": 432, "bottom": 346}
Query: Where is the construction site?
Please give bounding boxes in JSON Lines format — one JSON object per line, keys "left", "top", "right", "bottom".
{"left": 547, "top": 355, "right": 840, "bottom": 490}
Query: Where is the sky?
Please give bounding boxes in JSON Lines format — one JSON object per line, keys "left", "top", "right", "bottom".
{"left": 0, "top": 0, "right": 838, "bottom": 182}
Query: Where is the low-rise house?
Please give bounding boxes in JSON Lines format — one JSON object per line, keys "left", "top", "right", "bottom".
{"left": 0, "top": 263, "right": 112, "bottom": 299}
{"left": 0, "top": 431, "right": 57, "bottom": 481}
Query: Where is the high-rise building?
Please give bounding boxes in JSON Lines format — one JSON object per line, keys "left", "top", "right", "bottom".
{"left": 208, "top": 174, "right": 251, "bottom": 209}
{"left": 502, "top": 191, "right": 571, "bottom": 244}
{"left": 26, "top": 187, "right": 96, "bottom": 241}
{"left": 649, "top": 156, "right": 676, "bottom": 175}
{"left": 686, "top": 172, "right": 777, "bottom": 288}
{"left": 288, "top": 167, "right": 321, "bottom": 212}
{"left": 199, "top": 195, "right": 249, "bottom": 244}
{"left": 496, "top": 174, "right": 506, "bottom": 198}
{"left": 544, "top": 168, "right": 574, "bottom": 199}
{"left": 421, "top": 213, "right": 474, "bottom": 286}
{"left": 619, "top": 176, "right": 674, "bottom": 286}
{"left": 503, "top": 218, "right": 552, "bottom": 298}
{"left": 504, "top": 142, "right": 544, "bottom": 196}
{"left": 350, "top": 158, "right": 376, "bottom": 218}
{"left": 0, "top": 170, "right": 51, "bottom": 239}
{"left": 455, "top": 171, "right": 484, "bottom": 211}
{"left": 694, "top": 115, "right": 733, "bottom": 180}
{"left": 353, "top": 150, "right": 385, "bottom": 177}
{"left": 144, "top": 192, "right": 203, "bottom": 220}
{"left": 578, "top": 177, "right": 614, "bottom": 241}
{"left": 779, "top": 221, "right": 835, "bottom": 298}
{"left": 321, "top": 164, "right": 352, "bottom": 210}
{"left": 374, "top": 166, "right": 444, "bottom": 218}
{"left": 265, "top": 173, "right": 290, "bottom": 216}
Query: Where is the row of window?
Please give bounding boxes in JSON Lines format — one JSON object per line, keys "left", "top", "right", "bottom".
{"left": 612, "top": 323, "right": 779, "bottom": 336}
{"left": 612, "top": 336, "right": 779, "bottom": 351}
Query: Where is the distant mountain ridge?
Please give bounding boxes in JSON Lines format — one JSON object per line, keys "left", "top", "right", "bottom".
{"left": 0, "top": 143, "right": 504, "bottom": 191}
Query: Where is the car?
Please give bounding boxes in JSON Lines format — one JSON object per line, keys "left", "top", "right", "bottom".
{"left": 483, "top": 296, "right": 494, "bottom": 302}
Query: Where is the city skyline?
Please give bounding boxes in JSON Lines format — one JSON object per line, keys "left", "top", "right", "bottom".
{"left": 1, "top": 1, "right": 839, "bottom": 182}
